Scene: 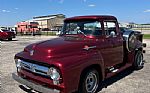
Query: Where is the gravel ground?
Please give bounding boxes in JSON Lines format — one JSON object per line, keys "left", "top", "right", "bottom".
{"left": 0, "top": 36, "right": 150, "bottom": 93}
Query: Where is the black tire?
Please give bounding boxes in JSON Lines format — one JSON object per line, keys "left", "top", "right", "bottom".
{"left": 78, "top": 69, "right": 99, "bottom": 93}
{"left": 133, "top": 51, "right": 144, "bottom": 70}
{"left": 8, "top": 38, "right": 12, "bottom": 41}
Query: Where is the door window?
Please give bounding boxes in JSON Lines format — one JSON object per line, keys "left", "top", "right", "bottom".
{"left": 104, "top": 21, "right": 117, "bottom": 36}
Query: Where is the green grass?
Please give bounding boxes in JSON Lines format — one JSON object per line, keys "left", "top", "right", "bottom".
{"left": 41, "top": 31, "right": 56, "bottom": 36}
{"left": 143, "top": 34, "right": 150, "bottom": 39}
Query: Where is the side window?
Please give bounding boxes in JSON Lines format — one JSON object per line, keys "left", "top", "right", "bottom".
{"left": 104, "top": 21, "right": 117, "bottom": 36}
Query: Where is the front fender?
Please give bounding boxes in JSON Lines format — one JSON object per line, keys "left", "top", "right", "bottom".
{"left": 53, "top": 50, "right": 104, "bottom": 93}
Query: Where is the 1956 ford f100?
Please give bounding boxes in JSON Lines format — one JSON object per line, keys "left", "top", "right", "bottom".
{"left": 12, "top": 15, "right": 146, "bottom": 93}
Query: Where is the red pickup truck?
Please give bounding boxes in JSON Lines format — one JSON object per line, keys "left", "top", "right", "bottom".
{"left": 0, "top": 28, "right": 15, "bottom": 41}
{"left": 12, "top": 15, "right": 146, "bottom": 93}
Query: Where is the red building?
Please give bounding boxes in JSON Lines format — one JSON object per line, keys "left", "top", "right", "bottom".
{"left": 17, "top": 21, "right": 40, "bottom": 35}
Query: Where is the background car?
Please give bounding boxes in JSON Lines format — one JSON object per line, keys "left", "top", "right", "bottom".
{"left": 0, "top": 28, "right": 16, "bottom": 41}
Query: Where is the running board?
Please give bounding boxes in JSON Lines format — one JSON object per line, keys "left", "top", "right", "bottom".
{"left": 112, "top": 69, "right": 118, "bottom": 73}
{"left": 106, "top": 64, "right": 132, "bottom": 79}
{"left": 108, "top": 66, "right": 118, "bottom": 73}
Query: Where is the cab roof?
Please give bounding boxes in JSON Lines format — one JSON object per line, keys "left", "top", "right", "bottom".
{"left": 64, "top": 15, "right": 117, "bottom": 22}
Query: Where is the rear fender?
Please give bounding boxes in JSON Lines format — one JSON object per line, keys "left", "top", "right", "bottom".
{"left": 135, "top": 40, "right": 143, "bottom": 51}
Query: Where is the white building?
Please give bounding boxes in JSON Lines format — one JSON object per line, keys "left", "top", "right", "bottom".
{"left": 32, "top": 14, "right": 65, "bottom": 31}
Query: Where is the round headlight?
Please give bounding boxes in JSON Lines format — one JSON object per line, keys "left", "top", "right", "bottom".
{"left": 15, "top": 59, "right": 22, "bottom": 72}
{"left": 15, "top": 59, "right": 21, "bottom": 67}
{"left": 47, "top": 67, "right": 60, "bottom": 80}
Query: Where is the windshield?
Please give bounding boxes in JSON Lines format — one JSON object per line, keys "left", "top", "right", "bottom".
{"left": 61, "top": 21, "right": 102, "bottom": 36}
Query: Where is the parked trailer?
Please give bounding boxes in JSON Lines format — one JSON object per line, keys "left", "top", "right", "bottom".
{"left": 17, "top": 22, "right": 40, "bottom": 35}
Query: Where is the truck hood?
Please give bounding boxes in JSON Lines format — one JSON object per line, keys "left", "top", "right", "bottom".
{"left": 24, "top": 36, "right": 89, "bottom": 59}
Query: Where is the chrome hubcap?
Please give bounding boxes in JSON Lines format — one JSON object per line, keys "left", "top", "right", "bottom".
{"left": 137, "top": 53, "right": 143, "bottom": 67}
{"left": 85, "top": 72, "right": 98, "bottom": 92}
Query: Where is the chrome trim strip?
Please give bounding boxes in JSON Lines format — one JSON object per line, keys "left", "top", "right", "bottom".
{"left": 12, "top": 73, "right": 60, "bottom": 93}
{"left": 83, "top": 46, "right": 96, "bottom": 50}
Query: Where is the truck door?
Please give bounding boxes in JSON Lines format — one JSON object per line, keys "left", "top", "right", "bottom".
{"left": 102, "top": 21, "right": 124, "bottom": 68}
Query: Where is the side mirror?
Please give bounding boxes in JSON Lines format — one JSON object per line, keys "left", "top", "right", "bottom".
{"left": 56, "top": 31, "right": 61, "bottom": 36}
{"left": 110, "top": 31, "right": 116, "bottom": 37}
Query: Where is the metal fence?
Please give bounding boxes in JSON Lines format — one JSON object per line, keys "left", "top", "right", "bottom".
{"left": 16, "top": 30, "right": 60, "bottom": 36}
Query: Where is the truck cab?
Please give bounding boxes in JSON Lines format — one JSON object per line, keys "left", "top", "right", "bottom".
{"left": 62, "top": 16, "right": 124, "bottom": 70}
{"left": 12, "top": 15, "right": 145, "bottom": 93}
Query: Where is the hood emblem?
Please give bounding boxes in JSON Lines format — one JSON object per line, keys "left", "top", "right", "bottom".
{"left": 30, "top": 50, "right": 34, "bottom": 56}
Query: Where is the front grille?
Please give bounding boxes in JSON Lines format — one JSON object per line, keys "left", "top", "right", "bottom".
{"left": 20, "top": 60, "right": 49, "bottom": 77}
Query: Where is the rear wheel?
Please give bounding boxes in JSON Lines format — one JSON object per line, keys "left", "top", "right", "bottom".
{"left": 78, "top": 69, "right": 99, "bottom": 93}
{"left": 133, "top": 51, "right": 144, "bottom": 70}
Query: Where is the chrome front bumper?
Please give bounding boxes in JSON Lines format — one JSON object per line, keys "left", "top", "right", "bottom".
{"left": 12, "top": 73, "right": 60, "bottom": 93}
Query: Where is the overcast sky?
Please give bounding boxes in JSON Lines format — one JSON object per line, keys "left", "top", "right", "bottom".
{"left": 0, "top": 0, "right": 150, "bottom": 26}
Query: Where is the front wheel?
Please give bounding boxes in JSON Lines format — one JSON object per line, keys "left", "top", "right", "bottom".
{"left": 133, "top": 51, "right": 144, "bottom": 70}
{"left": 78, "top": 69, "right": 99, "bottom": 93}
{"left": 8, "top": 38, "right": 12, "bottom": 41}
